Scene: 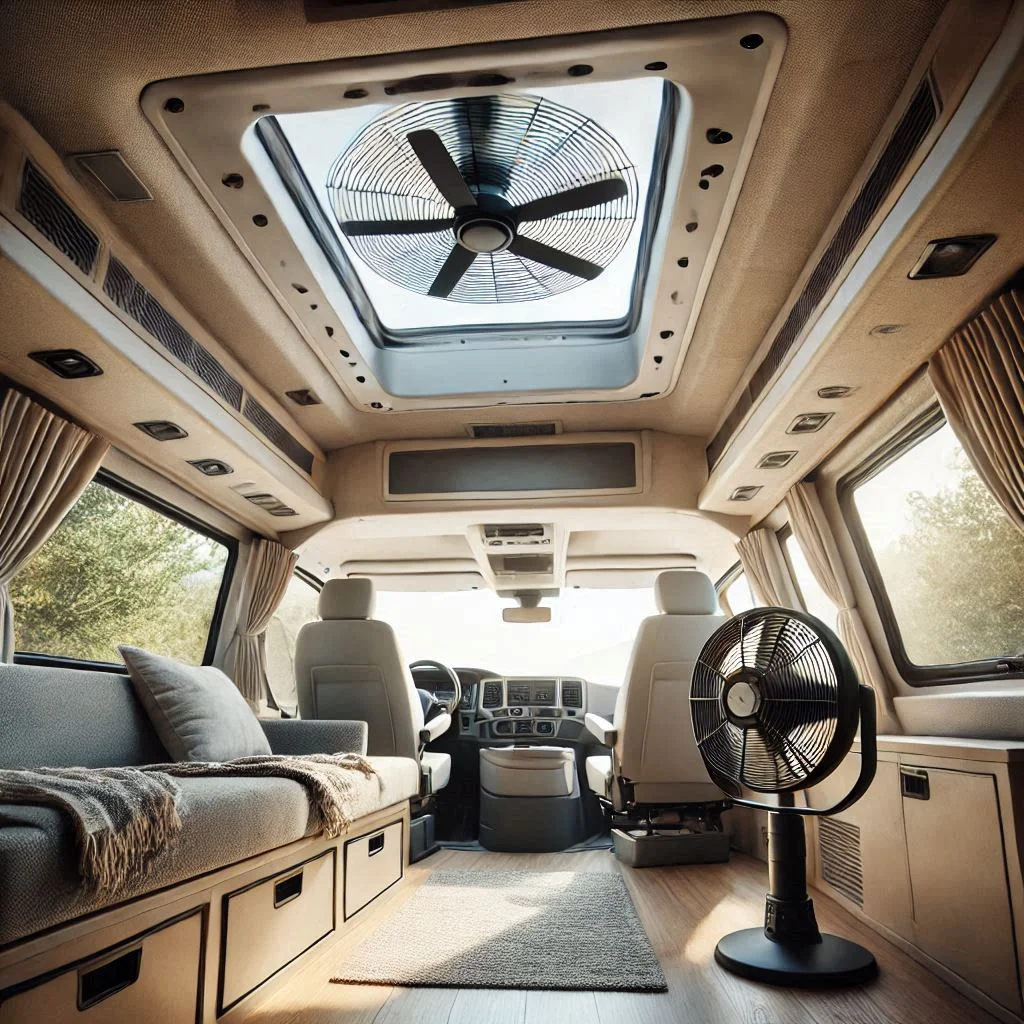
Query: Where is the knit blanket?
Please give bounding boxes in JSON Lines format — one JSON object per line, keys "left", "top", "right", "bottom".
{"left": 0, "top": 753, "right": 377, "bottom": 894}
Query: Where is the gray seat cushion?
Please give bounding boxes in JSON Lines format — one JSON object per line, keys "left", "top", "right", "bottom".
{"left": 0, "top": 775, "right": 314, "bottom": 947}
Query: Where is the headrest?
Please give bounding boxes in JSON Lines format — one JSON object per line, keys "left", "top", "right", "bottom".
{"left": 319, "top": 578, "right": 375, "bottom": 620}
{"left": 655, "top": 570, "right": 718, "bottom": 615}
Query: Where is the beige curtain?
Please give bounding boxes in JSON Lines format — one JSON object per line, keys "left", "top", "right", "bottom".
{"left": 228, "top": 537, "right": 298, "bottom": 703}
{"left": 786, "top": 481, "right": 897, "bottom": 730}
{"left": 929, "top": 287, "right": 1024, "bottom": 535}
{"left": 0, "top": 388, "right": 109, "bottom": 661}
{"left": 735, "top": 527, "right": 801, "bottom": 608}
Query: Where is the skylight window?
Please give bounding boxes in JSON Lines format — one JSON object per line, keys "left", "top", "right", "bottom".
{"left": 264, "top": 77, "right": 675, "bottom": 341}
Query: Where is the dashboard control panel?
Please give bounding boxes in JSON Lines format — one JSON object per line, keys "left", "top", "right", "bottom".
{"left": 475, "top": 676, "right": 586, "bottom": 740}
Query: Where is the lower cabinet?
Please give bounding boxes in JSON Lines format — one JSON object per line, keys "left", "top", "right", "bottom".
{"left": 0, "top": 908, "right": 204, "bottom": 1024}
{"left": 219, "top": 849, "right": 336, "bottom": 1014}
{"left": 344, "top": 820, "right": 404, "bottom": 919}
{"left": 902, "top": 764, "right": 1020, "bottom": 1014}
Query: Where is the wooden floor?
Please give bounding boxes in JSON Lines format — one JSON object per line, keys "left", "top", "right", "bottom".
{"left": 241, "top": 849, "right": 1000, "bottom": 1024}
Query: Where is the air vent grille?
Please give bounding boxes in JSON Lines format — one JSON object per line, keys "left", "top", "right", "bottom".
{"left": 708, "top": 76, "right": 938, "bottom": 469}
{"left": 561, "top": 682, "right": 583, "bottom": 708}
{"left": 18, "top": 161, "right": 99, "bottom": 275}
{"left": 482, "top": 680, "right": 504, "bottom": 708}
{"left": 242, "top": 396, "right": 315, "bottom": 475}
{"left": 104, "top": 257, "right": 244, "bottom": 411}
{"left": 470, "top": 423, "right": 558, "bottom": 439}
{"left": 818, "top": 817, "right": 864, "bottom": 907}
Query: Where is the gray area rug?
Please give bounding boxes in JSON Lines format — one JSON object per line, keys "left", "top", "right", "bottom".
{"left": 331, "top": 869, "right": 667, "bottom": 992}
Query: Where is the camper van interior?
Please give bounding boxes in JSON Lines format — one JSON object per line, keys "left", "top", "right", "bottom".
{"left": 1, "top": 0, "right": 1024, "bottom": 1021}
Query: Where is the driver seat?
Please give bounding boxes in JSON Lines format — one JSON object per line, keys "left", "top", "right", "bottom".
{"left": 294, "top": 578, "right": 451, "bottom": 794}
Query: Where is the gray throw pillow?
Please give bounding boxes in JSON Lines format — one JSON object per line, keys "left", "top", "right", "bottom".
{"left": 119, "top": 645, "right": 271, "bottom": 762}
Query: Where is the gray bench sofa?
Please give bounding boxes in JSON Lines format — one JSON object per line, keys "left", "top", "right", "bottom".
{"left": 0, "top": 663, "right": 418, "bottom": 948}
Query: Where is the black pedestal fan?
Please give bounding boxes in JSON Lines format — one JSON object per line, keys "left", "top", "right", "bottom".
{"left": 690, "top": 607, "right": 878, "bottom": 986}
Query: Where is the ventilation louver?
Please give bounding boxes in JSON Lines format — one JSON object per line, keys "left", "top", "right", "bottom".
{"left": 818, "top": 817, "right": 864, "bottom": 906}
{"left": 103, "top": 258, "right": 244, "bottom": 411}
{"left": 482, "top": 680, "right": 504, "bottom": 708}
{"left": 561, "top": 682, "right": 583, "bottom": 708}
{"left": 470, "top": 423, "right": 558, "bottom": 439}
{"left": 242, "top": 396, "right": 315, "bottom": 476}
{"left": 707, "top": 77, "right": 938, "bottom": 469}
{"left": 18, "top": 161, "right": 99, "bottom": 275}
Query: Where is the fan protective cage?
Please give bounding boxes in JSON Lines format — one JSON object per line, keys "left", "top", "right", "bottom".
{"left": 691, "top": 607, "right": 860, "bottom": 794}
{"left": 327, "top": 93, "right": 639, "bottom": 304}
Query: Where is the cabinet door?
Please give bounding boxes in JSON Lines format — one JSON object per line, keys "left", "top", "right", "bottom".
{"left": 902, "top": 765, "right": 1019, "bottom": 1012}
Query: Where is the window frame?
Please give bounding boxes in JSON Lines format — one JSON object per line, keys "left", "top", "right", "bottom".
{"left": 838, "top": 403, "right": 1024, "bottom": 687}
{"left": 716, "top": 561, "right": 750, "bottom": 617}
{"left": 12, "top": 470, "right": 238, "bottom": 672}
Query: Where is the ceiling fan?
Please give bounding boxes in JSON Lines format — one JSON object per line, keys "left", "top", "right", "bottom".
{"left": 327, "top": 94, "right": 639, "bottom": 303}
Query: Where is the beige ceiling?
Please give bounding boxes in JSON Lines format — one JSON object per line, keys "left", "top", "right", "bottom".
{"left": 0, "top": 0, "right": 946, "bottom": 452}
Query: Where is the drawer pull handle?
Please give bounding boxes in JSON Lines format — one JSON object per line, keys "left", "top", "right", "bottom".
{"left": 901, "top": 767, "right": 930, "bottom": 800}
{"left": 274, "top": 871, "right": 303, "bottom": 907}
{"left": 369, "top": 833, "right": 386, "bottom": 856}
{"left": 78, "top": 947, "right": 142, "bottom": 1009}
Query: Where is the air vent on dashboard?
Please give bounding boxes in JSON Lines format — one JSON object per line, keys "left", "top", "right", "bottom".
{"left": 470, "top": 423, "right": 558, "bottom": 439}
{"left": 707, "top": 76, "right": 938, "bottom": 469}
{"left": 18, "top": 161, "right": 99, "bottom": 275}
{"left": 818, "top": 817, "right": 863, "bottom": 907}
{"left": 242, "top": 396, "right": 315, "bottom": 475}
{"left": 482, "top": 680, "right": 504, "bottom": 709}
{"left": 103, "top": 257, "right": 244, "bottom": 411}
{"left": 561, "top": 682, "right": 583, "bottom": 708}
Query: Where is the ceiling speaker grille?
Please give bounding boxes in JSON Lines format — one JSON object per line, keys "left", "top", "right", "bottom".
{"left": 104, "top": 257, "right": 244, "bottom": 411}
{"left": 470, "top": 423, "right": 557, "bottom": 438}
{"left": 18, "top": 161, "right": 99, "bottom": 275}
{"left": 818, "top": 817, "right": 864, "bottom": 906}
{"left": 243, "top": 396, "right": 315, "bottom": 475}
{"left": 707, "top": 76, "right": 938, "bottom": 469}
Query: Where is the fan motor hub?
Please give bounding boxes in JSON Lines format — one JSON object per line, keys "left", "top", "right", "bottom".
{"left": 453, "top": 194, "right": 517, "bottom": 254}
{"left": 722, "top": 671, "right": 763, "bottom": 725}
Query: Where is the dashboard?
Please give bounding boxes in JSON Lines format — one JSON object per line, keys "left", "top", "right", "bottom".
{"left": 412, "top": 666, "right": 614, "bottom": 745}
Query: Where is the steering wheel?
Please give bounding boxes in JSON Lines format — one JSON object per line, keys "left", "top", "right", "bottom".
{"left": 409, "top": 659, "right": 463, "bottom": 716}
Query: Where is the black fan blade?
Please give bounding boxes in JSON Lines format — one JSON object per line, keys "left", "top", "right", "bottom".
{"left": 428, "top": 244, "right": 476, "bottom": 298}
{"left": 508, "top": 236, "right": 604, "bottom": 280}
{"left": 407, "top": 130, "right": 477, "bottom": 210}
{"left": 513, "top": 178, "right": 628, "bottom": 223}
{"left": 341, "top": 218, "right": 453, "bottom": 237}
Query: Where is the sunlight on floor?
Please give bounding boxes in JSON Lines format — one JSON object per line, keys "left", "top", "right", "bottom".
{"left": 682, "top": 895, "right": 751, "bottom": 964}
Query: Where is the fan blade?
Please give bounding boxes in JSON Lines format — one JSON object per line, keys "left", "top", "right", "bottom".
{"left": 508, "top": 236, "right": 604, "bottom": 280}
{"left": 341, "top": 218, "right": 453, "bottom": 237}
{"left": 428, "top": 244, "right": 476, "bottom": 298}
{"left": 513, "top": 178, "right": 628, "bottom": 222}
{"left": 407, "top": 130, "right": 477, "bottom": 209}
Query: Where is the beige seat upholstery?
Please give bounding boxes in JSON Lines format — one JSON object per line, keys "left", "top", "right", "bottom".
{"left": 294, "top": 578, "right": 450, "bottom": 793}
{"left": 585, "top": 571, "right": 726, "bottom": 809}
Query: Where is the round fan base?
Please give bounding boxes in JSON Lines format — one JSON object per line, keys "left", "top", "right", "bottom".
{"left": 715, "top": 929, "right": 877, "bottom": 987}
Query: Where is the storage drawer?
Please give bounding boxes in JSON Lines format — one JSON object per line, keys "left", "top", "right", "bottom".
{"left": 220, "top": 850, "right": 335, "bottom": 1013}
{"left": 0, "top": 909, "right": 203, "bottom": 1024}
{"left": 344, "top": 820, "right": 403, "bottom": 918}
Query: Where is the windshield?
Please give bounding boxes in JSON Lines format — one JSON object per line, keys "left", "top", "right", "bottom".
{"left": 375, "top": 588, "right": 659, "bottom": 686}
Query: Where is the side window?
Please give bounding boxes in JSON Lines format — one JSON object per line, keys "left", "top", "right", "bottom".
{"left": 265, "top": 572, "right": 320, "bottom": 713}
{"left": 844, "top": 412, "right": 1024, "bottom": 680}
{"left": 720, "top": 568, "right": 757, "bottom": 616}
{"left": 782, "top": 530, "right": 839, "bottom": 632}
{"left": 10, "top": 476, "right": 233, "bottom": 665}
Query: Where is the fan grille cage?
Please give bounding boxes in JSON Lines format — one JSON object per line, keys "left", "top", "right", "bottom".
{"left": 327, "top": 93, "right": 639, "bottom": 303}
{"left": 691, "top": 610, "right": 858, "bottom": 793}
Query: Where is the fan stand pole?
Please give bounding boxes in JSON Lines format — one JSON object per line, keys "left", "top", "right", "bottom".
{"left": 714, "top": 800, "right": 877, "bottom": 987}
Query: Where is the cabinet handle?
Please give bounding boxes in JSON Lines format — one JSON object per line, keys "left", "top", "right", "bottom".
{"left": 78, "top": 947, "right": 142, "bottom": 1009}
{"left": 369, "top": 833, "right": 385, "bottom": 856}
{"left": 274, "top": 871, "right": 303, "bottom": 907}
{"left": 900, "top": 767, "right": 930, "bottom": 800}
